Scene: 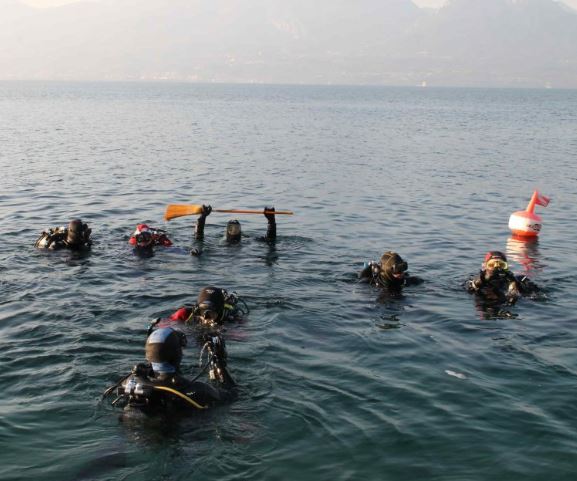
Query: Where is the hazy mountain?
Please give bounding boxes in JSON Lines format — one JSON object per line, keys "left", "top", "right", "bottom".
{"left": 0, "top": 0, "right": 576, "bottom": 87}
{"left": 405, "top": 0, "right": 577, "bottom": 86}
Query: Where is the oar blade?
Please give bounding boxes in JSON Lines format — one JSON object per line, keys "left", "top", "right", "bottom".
{"left": 164, "top": 204, "right": 203, "bottom": 221}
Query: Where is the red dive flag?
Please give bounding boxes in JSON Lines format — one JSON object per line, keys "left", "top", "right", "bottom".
{"left": 535, "top": 192, "right": 550, "bottom": 207}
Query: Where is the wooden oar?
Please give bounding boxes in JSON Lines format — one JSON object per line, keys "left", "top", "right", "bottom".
{"left": 164, "top": 204, "right": 294, "bottom": 221}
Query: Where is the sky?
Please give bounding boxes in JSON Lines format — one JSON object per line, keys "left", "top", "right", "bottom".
{"left": 16, "top": 0, "right": 577, "bottom": 9}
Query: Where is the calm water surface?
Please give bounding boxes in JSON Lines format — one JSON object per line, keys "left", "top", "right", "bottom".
{"left": 1, "top": 82, "right": 577, "bottom": 481}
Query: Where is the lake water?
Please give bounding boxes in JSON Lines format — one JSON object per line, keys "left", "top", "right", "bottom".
{"left": 1, "top": 82, "right": 577, "bottom": 481}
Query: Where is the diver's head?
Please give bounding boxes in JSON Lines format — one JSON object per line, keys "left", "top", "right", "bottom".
{"left": 135, "top": 223, "right": 149, "bottom": 233}
{"left": 135, "top": 231, "right": 153, "bottom": 249}
{"left": 133, "top": 225, "right": 153, "bottom": 249}
{"left": 66, "top": 219, "right": 90, "bottom": 247}
{"left": 483, "top": 251, "right": 509, "bottom": 278}
{"left": 379, "top": 251, "right": 408, "bottom": 283}
{"left": 197, "top": 286, "right": 226, "bottom": 325}
{"left": 145, "top": 327, "right": 187, "bottom": 374}
{"left": 226, "top": 219, "right": 242, "bottom": 243}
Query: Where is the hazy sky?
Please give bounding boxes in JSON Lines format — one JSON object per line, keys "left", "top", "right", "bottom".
{"left": 6, "top": 0, "right": 576, "bottom": 87}
{"left": 21, "top": 0, "right": 577, "bottom": 9}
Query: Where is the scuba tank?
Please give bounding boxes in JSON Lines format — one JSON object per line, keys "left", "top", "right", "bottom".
{"left": 114, "top": 363, "right": 158, "bottom": 410}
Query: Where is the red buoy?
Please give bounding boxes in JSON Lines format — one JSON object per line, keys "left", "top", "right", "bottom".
{"left": 508, "top": 191, "right": 550, "bottom": 238}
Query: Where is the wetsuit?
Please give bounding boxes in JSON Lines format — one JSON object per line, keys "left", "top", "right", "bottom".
{"left": 108, "top": 329, "right": 236, "bottom": 414}
{"left": 148, "top": 287, "right": 247, "bottom": 334}
{"left": 263, "top": 208, "right": 276, "bottom": 242}
{"left": 359, "top": 261, "right": 423, "bottom": 290}
{"left": 194, "top": 205, "right": 211, "bottom": 240}
{"left": 35, "top": 222, "right": 92, "bottom": 250}
{"left": 195, "top": 205, "right": 277, "bottom": 242}
{"left": 114, "top": 362, "right": 236, "bottom": 413}
{"left": 129, "top": 226, "right": 172, "bottom": 247}
{"left": 466, "top": 269, "right": 538, "bottom": 303}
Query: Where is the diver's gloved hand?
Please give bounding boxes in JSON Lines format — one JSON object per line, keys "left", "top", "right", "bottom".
{"left": 264, "top": 206, "right": 275, "bottom": 222}
{"left": 224, "top": 290, "right": 238, "bottom": 306}
{"left": 200, "top": 205, "right": 212, "bottom": 218}
{"left": 203, "top": 333, "right": 227, "bottom": 366}
{"left": 507, "top": 280, "right": 521, "bottom": 300}
{"left": 470, "top": 278, "right": 483, "bottom": 290}
{"left": 365, "top": 261, "right": 380, "bottom": 278}
{"left": 146, "top": 318, "right": 161, "bottom": 337}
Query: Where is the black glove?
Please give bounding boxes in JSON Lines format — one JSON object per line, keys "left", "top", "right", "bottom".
{"left": 264, "top": 206, "right": 275, "bottom": 222}
{"left": 467, "top": 278, "right": 482, "bottom": 292}
{"left": 200, "top": 205, "right": 212, "bottom": 218}
{"left": 203, "top": 333, "right": 227, "bottom": 366}
{"left": 516, "top": 275, "right": 539, "bottom": 294}
{"left": 146, "top": 317, "right": 161, "bottom": 337}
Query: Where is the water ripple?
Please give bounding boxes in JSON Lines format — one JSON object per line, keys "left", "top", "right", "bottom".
{"left": 1, "top": 83, "right": 577, "bottom": 481}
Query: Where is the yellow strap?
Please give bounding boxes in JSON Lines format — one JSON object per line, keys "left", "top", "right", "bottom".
{"left": 152, "top": 386, "right": 207, "bottom": 409}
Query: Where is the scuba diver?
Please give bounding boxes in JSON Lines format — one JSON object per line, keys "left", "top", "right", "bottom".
{"left": 466, "top": 251, "right": 539, "bottom": 305}
{"left": 194, "top": 205, "right": 277, "bottom": 243}
{"left": 359, "top": 251, "right": 423, "bottom": 291}
{"left": 104, "top": 327, "right": 236, "bottom": 414}
{"left": 148, "top": 286, "right": 249, "bottom": 335}
{"left": 129, "top": 223, "right": 172, "bottom": 254}
{"left": 35, "top": 219, "right": 92, "bottom": 250}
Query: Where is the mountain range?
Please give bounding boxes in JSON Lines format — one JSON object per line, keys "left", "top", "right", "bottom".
{"left": 1, "top": 0, "right": 576, "bottom": 87}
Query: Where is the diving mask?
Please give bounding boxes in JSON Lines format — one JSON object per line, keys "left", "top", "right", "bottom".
{"left": 485, "top": 259, "right": 508, "bottom": 271}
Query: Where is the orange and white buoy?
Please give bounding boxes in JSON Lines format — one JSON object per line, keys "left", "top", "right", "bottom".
{"left": 508, "top": 190, "right": 550, "bottom": 238}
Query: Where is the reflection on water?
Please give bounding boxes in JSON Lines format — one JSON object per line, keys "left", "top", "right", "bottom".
{"left": 472, "top": 294, "right": 519, "bottom": 321}
{"left": 506, "top": 236, "right": 543, "bottom": 275}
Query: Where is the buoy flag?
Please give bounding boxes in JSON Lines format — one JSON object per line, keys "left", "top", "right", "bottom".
{"left": 535, "top": 192, "right": 550, "bottom": 207}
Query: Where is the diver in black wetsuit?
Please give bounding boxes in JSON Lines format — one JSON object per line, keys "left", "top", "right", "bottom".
{"left": 106, "top": 327, "right": 236, "bottom": 414}
{"left": 35, "top": 219, "right": 92, "bottom": 250}
{"left": 194, "top": 205, "right": 277, "bottom": 243}
{"left": 147, "top": 286, "right": 249, "bottom": 335}
{"left": 359, "top": 251, "right": 423, "bottom": 291}
{"left": 466, "top": 251, "right": 538, "bottom": 304}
